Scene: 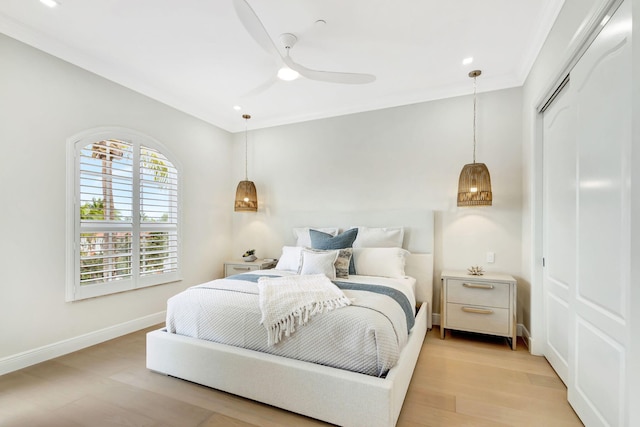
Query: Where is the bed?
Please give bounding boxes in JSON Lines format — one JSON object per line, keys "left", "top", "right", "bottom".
{"left": 147, "top": 215, "right": 433, "bottom": 427}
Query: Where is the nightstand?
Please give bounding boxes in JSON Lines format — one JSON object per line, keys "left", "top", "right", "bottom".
{"left": 224, "top": 259, "right": 277, "bottom": 277}
{"left": 440, "top": 270, "right": 517, "bottom": 350}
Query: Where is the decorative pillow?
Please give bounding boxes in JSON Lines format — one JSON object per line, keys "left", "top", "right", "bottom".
{"left": 305, "top": 247, "right": 353, "bottom": 279}
{"left": 297, "top": 248, "right": 339, "bottom": 280}
{"left": 352, "top": 247, "right": 410, "bottom": 278}
{"left": 310, "top": 228, "right": 358, "bottom": 274}
{"left": 275, "top": 246, "right": 303, "bottom": 271}
{"left": 293, "top": 227, "right": 339, "bottom": 247}
{"left": 351, "top": 226, "right": 404, "bottom": 248}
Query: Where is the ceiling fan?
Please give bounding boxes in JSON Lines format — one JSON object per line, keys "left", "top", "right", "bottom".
{"left": 233, "top": 0, "right": 376, "bottom": 87}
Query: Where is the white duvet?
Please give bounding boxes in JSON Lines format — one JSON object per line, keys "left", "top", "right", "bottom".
{"left": 166, "top": 270, "right": 417, "bottom": 377}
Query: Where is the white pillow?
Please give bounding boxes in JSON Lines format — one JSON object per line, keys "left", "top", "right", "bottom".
{"left": 297, "top": 248, "right": 339, "bottom": 280}
{"left": 304, "top": 247, "right": 353, "bottom": 279}
{"left": 353, "top": 247, "right": 409, "bottom": 278}
{"left": 293, "top": 227, "right": 339, "bottom": 247}
{"left": 275, "top": 246, "right": 303, "bottom": 271}
{"left": 351, "top": 226, "right": 404, "bottom": 248}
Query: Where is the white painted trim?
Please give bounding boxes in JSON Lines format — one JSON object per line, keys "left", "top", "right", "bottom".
{"left": 0, "top": 311, "right": 165, "bottom": 376}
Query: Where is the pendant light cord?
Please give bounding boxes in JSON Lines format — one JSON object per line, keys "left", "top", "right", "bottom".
{"left": 472, "top": 74, "right": 477, "bottom": 164}
{"left": 243, "top": 114, "right": 251, "bottom": 180}
{"left": 244, "top": 119, "right": 248, "bottom": 180}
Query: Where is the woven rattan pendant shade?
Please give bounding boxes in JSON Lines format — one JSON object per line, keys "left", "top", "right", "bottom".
{"left": 457, "top": 162, "right": 492, "bottom": 206}
{"left": 234, "top": 180, "right": 258, "bottom": 211}
{"left": 457, "top": 70, "right": 492, "bottom": 207}
{"left": 234, "top": 114, "right": 258, "bottom": 212}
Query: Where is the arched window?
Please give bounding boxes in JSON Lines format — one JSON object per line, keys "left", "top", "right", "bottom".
{"left": 66, "top": 128, "right": 181, "bottom": 301}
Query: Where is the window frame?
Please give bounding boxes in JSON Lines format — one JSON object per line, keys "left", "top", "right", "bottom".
{"left": 66, "top": 127, "right": 182, "bottom": 301}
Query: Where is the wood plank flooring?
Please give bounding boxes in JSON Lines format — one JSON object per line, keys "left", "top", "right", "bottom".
{"left": 0, "top": 326, "right": 583, "bottom": 426}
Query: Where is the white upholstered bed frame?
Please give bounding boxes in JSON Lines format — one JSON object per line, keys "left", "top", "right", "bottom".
{"left": 147, "top": 211, "right": 434, "bottom": 427}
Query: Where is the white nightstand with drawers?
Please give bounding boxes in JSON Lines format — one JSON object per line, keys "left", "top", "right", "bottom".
{"left": 440, "top": 270, "right": 517, "bottom": 350}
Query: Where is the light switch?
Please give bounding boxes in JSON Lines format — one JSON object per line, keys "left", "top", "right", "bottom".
{"left": 486, "top": 252, "right": 495, "bottom": 263}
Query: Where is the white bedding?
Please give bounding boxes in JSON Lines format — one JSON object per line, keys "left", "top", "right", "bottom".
{"left": 166, "top": 269, "right": 417, "bottom": 377}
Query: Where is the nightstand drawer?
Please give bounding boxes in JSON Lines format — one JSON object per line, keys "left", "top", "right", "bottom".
{"left": 224, "top": 259, "right": 277, "bottom": 277}
{"left": 447, "top": 279, "right": 510, "bottom": 308}
{"left": 446, "top": 303, "right": 510, "bottom": 336}
{"left": 225, "top": 264, "right": 259, "bottom": 277}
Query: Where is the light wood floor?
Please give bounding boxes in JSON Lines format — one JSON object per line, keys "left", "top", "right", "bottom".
{"left": 0, "top": 326, "right": 583, "bottom": 427}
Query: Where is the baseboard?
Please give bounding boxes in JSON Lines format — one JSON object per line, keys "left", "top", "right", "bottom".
{"left": 432, "top": 313, "right": 441, "bottom": 326}
{"left": 0, "top": 311, "right": 165, "bottom": 376}
{"left": 518, "top": 323, "right": 531, "bottom": 350}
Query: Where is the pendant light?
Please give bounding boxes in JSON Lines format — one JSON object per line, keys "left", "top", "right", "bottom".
{"left": 457, "top": 70, "right": 492, "bottom": 207}
{"left": 234, "top": 114, "right": 258, "bottom": 212}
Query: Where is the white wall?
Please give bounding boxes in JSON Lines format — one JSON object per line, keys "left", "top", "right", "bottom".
{"left": 230, "top": 87, "right": 523, "bottom": 317}
{"left": 0, "top": 34, "right": 233, "bottom": 362}
{"left": 630, "top": 2, "right": 640, "bottom": 423}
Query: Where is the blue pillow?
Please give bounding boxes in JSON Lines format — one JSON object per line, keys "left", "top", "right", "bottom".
{"left": 310, "top": 228, "right": 358, "bottom": 274}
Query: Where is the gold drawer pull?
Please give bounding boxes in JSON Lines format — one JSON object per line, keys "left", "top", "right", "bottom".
{"left": 233, "top": 266, "right": 252, "bottom": 271}
{"left": 463, "top": 283, "right": 494, "bottom": 290}
{"left": 462, "top": 307, "right": 494, "bottom": 315}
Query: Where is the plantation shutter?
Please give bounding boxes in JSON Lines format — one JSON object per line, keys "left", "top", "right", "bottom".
{"left": 79, "top": 140, "right": 134, "bottom": 290}
{"left": 71, "top": 132, "right": 181, "bottom": 301}
{"left": 139, "top": 145, "right": 179, "bottom": 280}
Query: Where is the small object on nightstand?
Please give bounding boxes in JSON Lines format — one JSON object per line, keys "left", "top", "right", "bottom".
{"left": 467, "top": 265, "right": 484, "bottom": 275}
{"left": 242, "top": 249, "right": 257, "bottom": 262}
{"left": 224, "top": 258, "right": 277, "bottom": 277}
{"left": 440, "top": 270, "right": 517, "bottom": 350}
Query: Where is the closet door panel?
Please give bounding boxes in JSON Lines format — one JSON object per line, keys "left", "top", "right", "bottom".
{"left": 542, "top": 84, "right": 575, "bottom": 384}
{"left": 574, "top": 25, "right": 631, "bottom": 324}
{"left": 574, "top": 319, "right": 625, "bottom": 427}
{"left": 568, "top": 1, "right": 631, "bottom": 425}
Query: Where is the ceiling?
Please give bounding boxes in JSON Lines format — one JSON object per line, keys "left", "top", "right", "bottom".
{"left": 0, "top": 0, "right": 564, "bottom": 133}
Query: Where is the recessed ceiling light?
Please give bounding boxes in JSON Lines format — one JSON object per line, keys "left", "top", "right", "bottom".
{"left": 40, "top": 0, "right": 59, "bottom": 8}
{"left": 233, "top": 105, "right": 242, "bottom": 111}
{"left": 462, "top": 57, "right": 474, "bottom": 65}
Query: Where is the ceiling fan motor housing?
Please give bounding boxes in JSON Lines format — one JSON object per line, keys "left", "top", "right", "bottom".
{"left": 279, "top": 33, "right": 297, "bottom": 50}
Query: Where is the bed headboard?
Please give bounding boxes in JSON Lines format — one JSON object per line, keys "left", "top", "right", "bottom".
{"left": 405, "top": 253, "right": 433, "bottom": 304}
{"left": 276, "top": 209, "right": 434, "bottom": 253}
{"left": 268, "top": 209, "right": 434, "bottom": 328}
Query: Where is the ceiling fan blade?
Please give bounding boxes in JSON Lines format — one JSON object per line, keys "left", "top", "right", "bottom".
{"left": 283, "top": 55, "right": 376, "bottom": 85}
{"left": 240, "top": 75, "right": 279, "bottom": 98}
{"left": 233, "top": 0, "right": 282, "bottom": 60}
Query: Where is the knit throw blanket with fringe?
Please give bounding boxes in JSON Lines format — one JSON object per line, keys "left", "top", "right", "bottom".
{"left": 258, "top": 274, "right": 351, "bottom": 346}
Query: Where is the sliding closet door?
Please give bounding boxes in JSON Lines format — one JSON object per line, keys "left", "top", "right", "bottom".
{"left": 542, "top": 81, "right": 575, "bottom": 385}
{"left": 542, "top": 1, "right": 631, "bottom": 425}
{"left": 568, "top": 1, "right": 631, "bottom": 425}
